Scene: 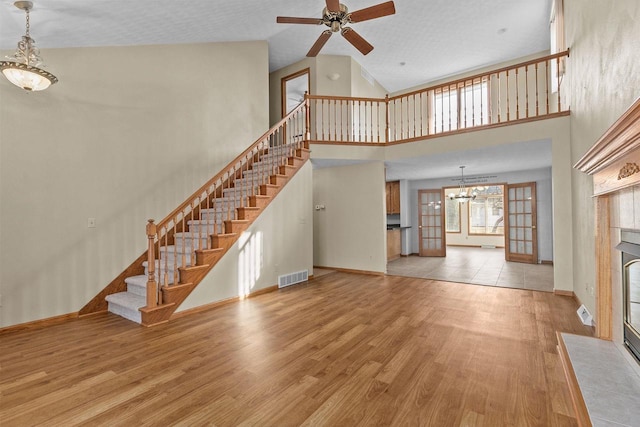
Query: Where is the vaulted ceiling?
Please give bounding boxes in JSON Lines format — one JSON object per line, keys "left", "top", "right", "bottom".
{"left": 0, "top": 0, "right": 555, "bottom": 180}
{"left": 0, "top": 0, "right": 553, "bottom": 93}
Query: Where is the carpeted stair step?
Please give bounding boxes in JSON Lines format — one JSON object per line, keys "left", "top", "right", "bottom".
{"left": 159, "top": 245, "right": 195, "bottom": 266}
{"left": 200, "top": 208, "right": 236, "bottom": 221}
{"left": 232, "top": 177, "right": 265, "bottom": 188}
{"left": 106, "top": 292, "right": 145, "bottom": 324}
{"left": 173, "top": 232, "right": 210, "bottom": 251}
{"left": 143, "top": 260, "right": 178, "bottom": 285}
{"left": 125, "top": 275, "right": 148, "bottom": 297}
{"left": 187, "top": 220, "right": 224, "bottom": 236}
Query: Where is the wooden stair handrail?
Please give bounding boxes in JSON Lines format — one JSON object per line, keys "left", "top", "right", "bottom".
{"left": 153, "top": 101, "right": 308, "bottom": 233}
{"left": 144, "top": 100, "right": 309, "bottom": 308}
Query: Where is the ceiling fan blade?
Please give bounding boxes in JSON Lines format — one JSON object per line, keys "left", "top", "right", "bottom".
{"left": 307, "top": 31, "right": 332, "bottom": 57}
{"left": 349, "top": 1, "right": 396, "bottom": 23}
{"left": 326, "top": 0, "right": 341, "bottom": 13}
{"left": 341, "top": 27, "right": 374, "bottom": 55}
{"left": 277, "top": 16, "right": 323, "bottom": 25}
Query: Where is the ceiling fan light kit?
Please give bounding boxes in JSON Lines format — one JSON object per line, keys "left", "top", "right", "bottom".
{"left": 277, "top": 0, "right": 396, "bottom": 57}
{"left": 0, "top": 1, "right": 58, "bottom": 92}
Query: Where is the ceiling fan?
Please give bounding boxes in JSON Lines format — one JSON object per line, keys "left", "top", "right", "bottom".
{"left": 276, "top": 0, "right": 396, "bottom": 57}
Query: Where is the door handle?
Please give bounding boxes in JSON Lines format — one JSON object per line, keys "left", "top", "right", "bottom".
{"left": 531, "top": 225, "right": 537, "bottom": 229}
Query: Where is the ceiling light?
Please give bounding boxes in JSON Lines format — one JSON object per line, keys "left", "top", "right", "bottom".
{"left": 0, "top": 1, "right": 58, "bottom": 92}
{"left": 448, "top": 166, "right": 477, "bottom": 203}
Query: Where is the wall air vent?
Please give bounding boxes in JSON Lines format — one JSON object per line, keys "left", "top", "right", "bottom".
{"left": 278, "top": 270, "right": 309, "bottom": 288}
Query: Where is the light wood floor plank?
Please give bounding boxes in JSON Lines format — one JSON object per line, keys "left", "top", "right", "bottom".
{"left": 0, "top": 273, "right": 592, "bottom": 426}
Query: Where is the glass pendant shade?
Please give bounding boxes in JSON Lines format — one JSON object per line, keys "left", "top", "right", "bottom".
{"left": 1, "top": 1, "right": 57, "bottom": 92}
{"left": 1, "top": 61, "right": 57, "bottom": 91}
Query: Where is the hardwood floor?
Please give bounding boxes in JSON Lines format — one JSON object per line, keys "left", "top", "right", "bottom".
{"left": 0, "top": 273, "right": 593, "bottom": 426}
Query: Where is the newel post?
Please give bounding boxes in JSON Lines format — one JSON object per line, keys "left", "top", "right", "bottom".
{"left": 385, "top": 94, "right": 390, "bottom": 143}
{"left": 146, "top": 219, "right": 158, "bottom": 308}
{"left": 304, "top": 91, "right": 311, "bottom": 141}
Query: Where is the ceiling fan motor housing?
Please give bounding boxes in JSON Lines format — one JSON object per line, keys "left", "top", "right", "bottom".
{"left": 323, "top": 4, "right": 350, "bottom": 32}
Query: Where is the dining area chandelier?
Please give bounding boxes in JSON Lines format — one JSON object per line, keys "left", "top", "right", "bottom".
{"left": 448, "top": 166, "right": 477, "bottom": 203}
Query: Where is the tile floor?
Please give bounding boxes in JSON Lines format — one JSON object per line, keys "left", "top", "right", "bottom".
{"left": 387, "top": 246, "right": 554, "bottom": 292}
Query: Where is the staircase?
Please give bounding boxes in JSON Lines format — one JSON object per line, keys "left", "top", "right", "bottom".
{"left": 80, "top": 102, "right": 311, "bottom": 326}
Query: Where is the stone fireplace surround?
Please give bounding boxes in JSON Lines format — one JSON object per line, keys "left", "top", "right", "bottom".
{"left": 561, "top": 97, "right": 640, "bottom": 425}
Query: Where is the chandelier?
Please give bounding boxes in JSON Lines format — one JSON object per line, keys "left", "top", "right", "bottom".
{"left": 0, "top": 1, "right": 58, "bottom": 92}
{"left": 448, "top": 166, "right": 477, "bottom": 203}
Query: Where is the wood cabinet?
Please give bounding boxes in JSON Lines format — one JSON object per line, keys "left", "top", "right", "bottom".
{"left": 386, "top": 181, "right": 400, "bottom": 214}
{"left": 387, "top": 228, "right": 401, "bottom": 261}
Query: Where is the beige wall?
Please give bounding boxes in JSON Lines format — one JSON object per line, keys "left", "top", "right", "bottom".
{"left": 313, "top": 162, "right": 387, "bottom": 273}
{"left": 179, "top": 162, "right": 313, "bottom": 311}
{"left": 0, "top": 41, "right": 271, "bottom": 327}
{"left": 269, "top": 55, "right": 389, "bottom": 126}
{"left": 565, "top": 0, "right": 640, "bottom": 317}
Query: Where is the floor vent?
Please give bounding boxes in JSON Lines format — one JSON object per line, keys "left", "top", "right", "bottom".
{"left": 577, "top": 304, "right": 593, "bottom": 326}
{"left": 278, "top": 270, "right": 309, "bottom": 288}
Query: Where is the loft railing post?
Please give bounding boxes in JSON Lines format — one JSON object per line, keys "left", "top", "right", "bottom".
{"left": 146, "top": 219, "right": 158, "bottom": 308}
{"left": 304, "top": 92, "right": 311, "bottom": 142}
{"left": 385, "top": 94, "right": 390, "bottom": 143}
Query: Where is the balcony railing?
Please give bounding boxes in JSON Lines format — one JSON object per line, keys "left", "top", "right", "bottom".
{"left": 307, "top": 50, "right": 569, "bottom": 145}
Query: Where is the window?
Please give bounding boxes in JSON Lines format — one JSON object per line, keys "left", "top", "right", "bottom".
{"left": 468, "top": 186, "right": 504, "bottom": 235}
{"left": 445, "top": 197, "right": 461, "bottom": 233}
{"left": 433, "top": 79, "right": 489, "bottom": 133}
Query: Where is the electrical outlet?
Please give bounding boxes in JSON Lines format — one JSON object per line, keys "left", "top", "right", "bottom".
{"left": 87, "top": 218, "right": 96, "bottom": 228}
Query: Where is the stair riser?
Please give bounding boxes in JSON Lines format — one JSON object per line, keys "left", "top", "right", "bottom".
{"left": 222, "top": 188, "right": 257, "bottom": 199}
{"left": 199, "top": 211, "right": 236, "bottom": 221}
{"left": 173, "top": 236, "right": 210, "bottom": 251}
{"left": 107, "top": 302, "right": 142, "bottom": 323}
{"left": 159, "top": 254, "right": 194, "bottom": 267}
{"left": 144, "top": 268, "right": 178, "bottom": 285}
{"left": 127, "top": 283, "right": 147, "bottom": 297}
{"left": 187, "top": 223, "right": 224, "bottom": 235}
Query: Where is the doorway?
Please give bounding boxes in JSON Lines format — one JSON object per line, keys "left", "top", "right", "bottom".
{"left": 395, "top": 181, "right": 551, "bottom": 291}
{"left": 281, "top": 68, "right": 310, "bottom": 117}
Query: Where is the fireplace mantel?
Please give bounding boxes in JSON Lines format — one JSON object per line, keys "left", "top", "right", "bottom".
{"left": 574, "top": 97, "right": 640, "bottom": 340}
{"left": 575, "top": 97, "right": 640, "bottom": 195}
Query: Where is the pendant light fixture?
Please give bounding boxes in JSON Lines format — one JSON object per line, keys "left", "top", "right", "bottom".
{"left": 0, "top": 1, "right": 58, "bottom": 92}
{"left": 448, "top": 166, "right": 477, "bottom": 203}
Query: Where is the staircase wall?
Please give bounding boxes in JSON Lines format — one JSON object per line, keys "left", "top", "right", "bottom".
{"left": 0, "top": 41, "right": 270, "bottom": 328}
{"left": 177, "top": 162, "right": 314, "bottom": 313}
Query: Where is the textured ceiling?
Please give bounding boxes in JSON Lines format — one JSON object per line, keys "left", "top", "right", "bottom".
{"left": 0, "top": 0, "right": 553, "bottom": 93}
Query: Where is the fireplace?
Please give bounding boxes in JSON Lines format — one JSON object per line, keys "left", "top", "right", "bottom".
{"left": 617, "top": 230, "right": 640, "bottom": 364}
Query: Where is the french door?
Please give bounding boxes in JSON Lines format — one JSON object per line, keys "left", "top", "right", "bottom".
{"left": 505, "top": 182, "right": 537, "bottom": 263}
{"left": 418, "top": 189, "right": 446, "bottom": 257}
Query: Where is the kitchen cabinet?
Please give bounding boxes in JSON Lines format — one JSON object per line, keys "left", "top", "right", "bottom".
{"left": 386, "top": 181, "right": 400, "bottom": 214}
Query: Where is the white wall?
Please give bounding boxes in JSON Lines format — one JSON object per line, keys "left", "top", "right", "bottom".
{"left": 313, "top": 162, "right": 387, "bottom": 273}
{"left": 564, "top": 0, "right": 640, "bottom": 315}
{"left": 408, "top": 167, "right": 553, "bottom": 262}
{"left": 180, "top": 163, "right": 313, "bottom": 311}
{"left": 0, "top": 41, "right": 270, "bottom": 327}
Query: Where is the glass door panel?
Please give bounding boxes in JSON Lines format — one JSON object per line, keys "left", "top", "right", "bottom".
{"left": 418, "top": 189, "right": 446, "bottom": 257}
{"left": 505, "top": 182, "right": 537, "bottom": 263}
